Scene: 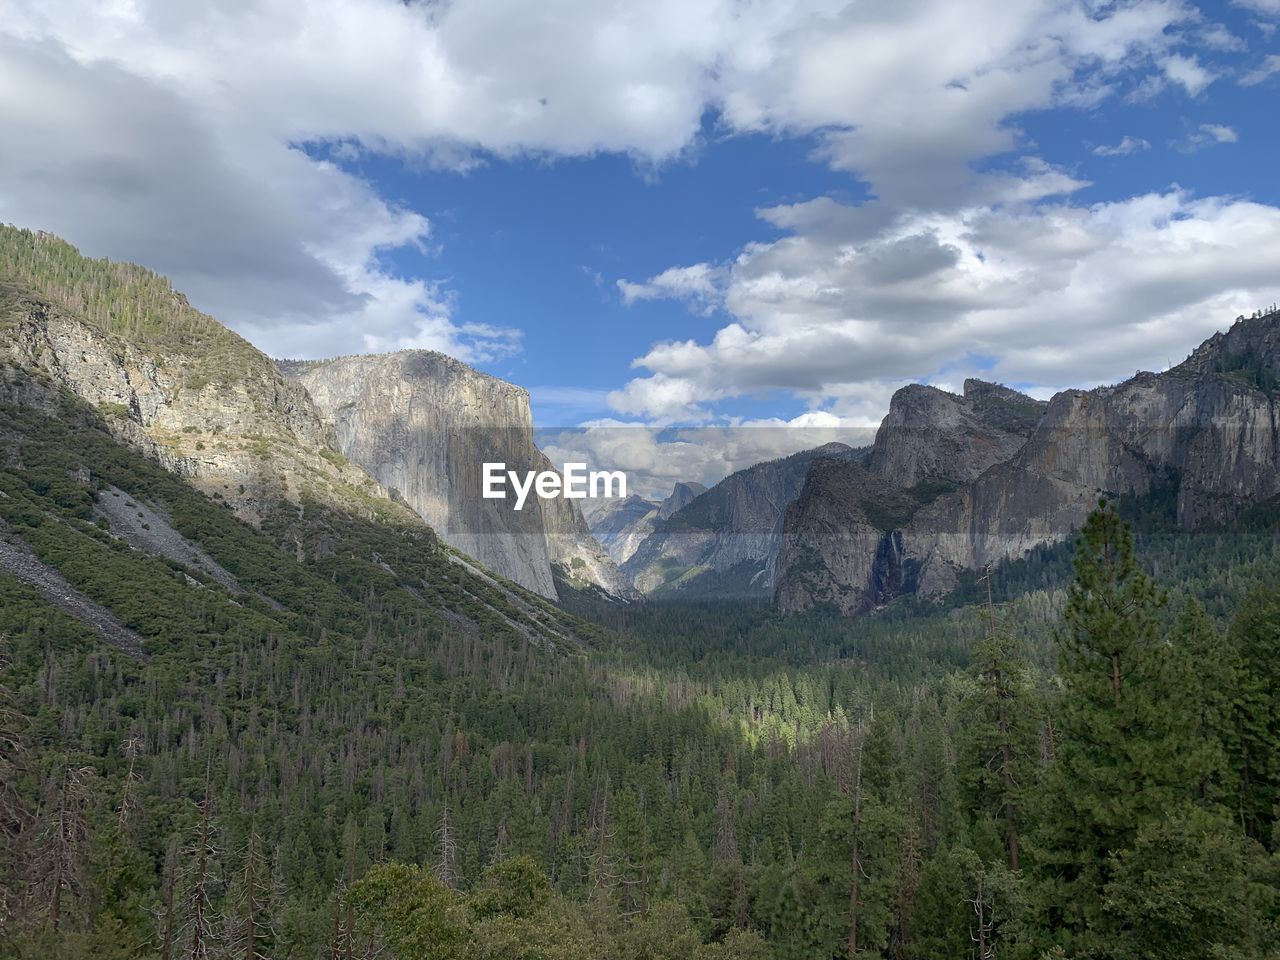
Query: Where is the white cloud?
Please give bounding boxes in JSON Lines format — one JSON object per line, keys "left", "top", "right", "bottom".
{"left": 541, "top": 418, "right": 878, "bottom": 497}
{"left": 1197, "top": 23, "right": 1246, "bottom": 51}
{"left": 610, "top": 192, "right": 1280, "bottom": 420}
{"left": 0, "top": 37, "right": 519, "bottom": 361}
{"left": 1241, "top": 53, "right": 1280, "bottom": 85}
{"left": 0, "top": 0, "right": 1195, "bottom": 354}
{"left": 0, "top": 0, "right": 1249, "bottom": 400}
{"left": 1162, "top": 53, "right": 1216, "bottom": 95}
{"left": 617, "top": 263, "right": 724, "bottom": 315}
{"left": 1176, "top": 122, "right": 1240, "bottom": 151}
{"left": 1200, "top": 123, "right": 1239, "bottom": 143}
{"left": 1093, "top": 135, "right": 1152, "bottom": 156}
{"left": 1233, "top": 0, "right": 1280, "bottom": 16}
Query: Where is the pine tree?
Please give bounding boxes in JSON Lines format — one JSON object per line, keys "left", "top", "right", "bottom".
{"left": 1031, "top": 501, "right": 1205, "bottom": 952}
{"left": 960, "top": 574, "right": 1038, "bottom": 872}
{"left": 1226, "top": 586, "right": 1280, "bottom": 848}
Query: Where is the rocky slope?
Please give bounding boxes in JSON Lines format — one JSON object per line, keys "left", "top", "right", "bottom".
{"left": 624, "top": 444, "right": 857, "bottom": 596}
{"left": 282, "top": 352, "right": 636, "bottom": 601}
{"left": 776, "top": 313, "right": 1280, "bottom": 615}
{"left": 0, "top": 228, "right": 411, "bottom": 528}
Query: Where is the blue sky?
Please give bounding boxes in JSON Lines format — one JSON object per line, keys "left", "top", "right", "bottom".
{"left": 349, "top": 131, "right": 859, "bottom": 424}
{"left": 348, "top": 3, "right": 1280, "bottom": 428}
{"left": 4, "top": 0, "right": 1280, "bottom": 464}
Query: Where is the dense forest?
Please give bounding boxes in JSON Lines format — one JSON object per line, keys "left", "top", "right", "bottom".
{"left": 1, "top": 367, "right": 1279, "bottom": 957}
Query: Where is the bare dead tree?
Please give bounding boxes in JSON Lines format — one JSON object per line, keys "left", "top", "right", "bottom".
{"left": 968, "top": 871, "right": 995, "bottom": 960}
{"left": 0, "top": 638, "right": 32, "bottom": 932}
{"left": 117, "top": 734, "right": 145, "bottom": 833}
{"left": 179, "top": 767, "right": 220, "bottom": 960}
{"left": 224, "top": 816, "right": 271, "bottom": 960}
{"left": 434, "top": 800, "right": 459, "bottom": 890}
{"left": 588, "top": 780, "right": 621, "bottom": 899}
{"left": 159, "top": 838, "right": 180, "bottom": 960}
{"left": 841, "top": 725, "right": 868, "bottom": 960}
{"left": 28, "top": 760, "right": 96, "bottom": 932}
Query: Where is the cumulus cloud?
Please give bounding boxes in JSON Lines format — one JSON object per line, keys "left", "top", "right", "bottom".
{"left": 0, "top": 0, "right": 1196, "bottom": 358}
{"left": 0, "top": 35, "right": 520, "bottom": 361}
{"left": 617, "top": 264, "right": 724, "bottom": 315}
{"left": 610, "top": 191, "right": 1280, "bottom": 420}
{"left": 0, "top": 0, "right": 1262, "bottom": 432}
{"left": 540, "top": 418, "right": 878, "bottom": 498}
{"left": 1162, "top": 53, "right": 1216, "bottom": 95}
{"left": 1093, "top": 135, "right": 1152, "bottom": 156}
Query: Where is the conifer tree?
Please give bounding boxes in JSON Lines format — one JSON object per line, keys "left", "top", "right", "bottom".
{"left": 960, "top": 574, "right": 1038, "bottom": 872}
{"left": 1226, "top": 586, "right": 1280, "bottom": 847}
{"left": 1032, "top": 500, "right": 1201, "bottom": 952}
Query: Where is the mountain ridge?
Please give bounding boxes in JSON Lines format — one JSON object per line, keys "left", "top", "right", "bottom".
{"left": 775, "top": 310, "right": 1280, "bottom": 615}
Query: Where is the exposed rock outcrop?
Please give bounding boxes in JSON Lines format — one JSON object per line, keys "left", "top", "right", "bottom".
{"left": 0, "top": 284, "right": 411, "bottom": 528}
{"left": 776, "top": 313, "right": 1280, "bottom": 615}
{"left": 659, "top": 481, "right": 707, "bottom": 519}
{"left": 282, "top": 352, "right": 637, "bottom": 601}
{"left": 867, "top": 380, "right": 1047, "bottom": 485}
{"left": 584, "top": 482, "right": 708, "bottom": 567}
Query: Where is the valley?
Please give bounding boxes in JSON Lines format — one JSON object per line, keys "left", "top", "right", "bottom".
{"left": 0, "top": 227, "right": 1278, "bottom": 960}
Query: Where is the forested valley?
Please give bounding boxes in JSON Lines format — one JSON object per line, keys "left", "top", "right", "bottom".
{"left": 0, "top": 375, "right": 1278, "bottom": 960}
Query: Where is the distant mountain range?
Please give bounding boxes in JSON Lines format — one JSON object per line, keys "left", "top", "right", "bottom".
{"left": 616, "top": 444, "right": 860, "bottom": 597}
{"left": 5, "top": 224, "right": 1279, "bottom": 619}
{"left": 583, "top": 481, "right": 706, "bottom": 566}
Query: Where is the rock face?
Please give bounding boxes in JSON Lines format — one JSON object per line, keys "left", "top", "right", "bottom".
{"left": 0, "top": 277, "right": 410, "bottom": 529}
{"left": 0, "top": 228, "right": 633, "bottom": 604}
{"left": 776, "top": 313, "right": 1280, "bottom": 615}
{"left": 624, "top": 445, "right": 857, "bottom": 596}
{"left": 659, "top": 481, "right": 707, "bottom": 519}
{"left": 584, "top": 482, "right": 708, "bottom": 567}
{"left": 867, "top": 380, "right": 1048, "bottom": 485}
{"left": 282, "top": 352, "right": 636, "bottom": 601}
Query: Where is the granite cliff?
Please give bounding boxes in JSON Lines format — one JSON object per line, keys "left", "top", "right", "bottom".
{"left": 282, "top": 352, "right": 636, "bottom": 601}
{"left": 583, "top": 481, "right": 707, "bottom": 567}
{"left": 0, "top": 226, "right": 633, "bottom": 605}
{"left": 776, "top": 312, "right": 1280, "bottom": 615}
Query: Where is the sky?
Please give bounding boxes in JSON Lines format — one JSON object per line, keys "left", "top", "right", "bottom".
{"left": 3, "top": 0, "right": 1280, "bottom": 490}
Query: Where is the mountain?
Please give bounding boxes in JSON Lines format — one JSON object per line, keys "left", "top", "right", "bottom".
{"left": 776, "top": 312, "right": 1280, "bottom": 614}
{"left": 0, "top": 227, "right": 414, "bottom": 528}
{"left": 583, "top": 481, "right": 707, "bottom": 567}
{"left": 0, "top": 226, "right": 632, "bottom": 603}
{"left": 0, "top": 344, "right": 598, "bottom": 664}
{"left": 866, "top": 379, "right": 1047, "bottom": 485}
{"left": 623, "top": 444, "right": 858, "bottom": 596}
{"left": 658, "top": 480, "right": 707, "bottom": 519}
{"left": 280, "top": 353, "right": 636, "bottom": 601}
